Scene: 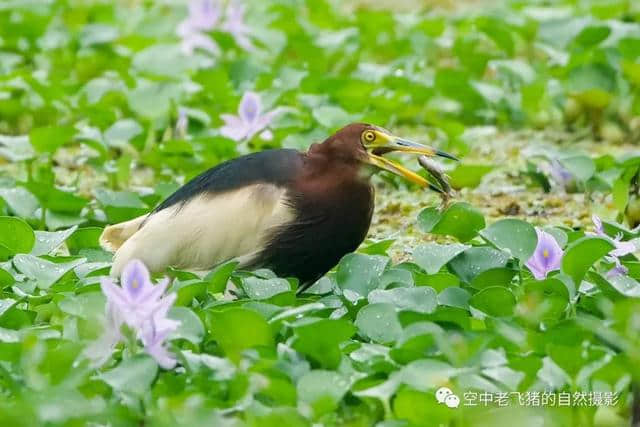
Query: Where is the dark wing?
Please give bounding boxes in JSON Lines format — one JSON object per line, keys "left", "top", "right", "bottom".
{"left": 152, "top": 149, "right": 304, "bottom": 214}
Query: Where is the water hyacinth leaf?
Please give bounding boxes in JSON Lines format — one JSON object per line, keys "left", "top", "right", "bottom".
{"left": 104, "top": 119, "right": 143, "bottom": 148}
{"left": 398, "top": 359, "right": 459, "bottom": 391}
{"left": 336, "top": 253, "right": 388, "bottom": 298}
{"left": 0, "top": 268, "right": 14, "bottom": 287}
{"left": 573, "top": 25, "right": 611, "bottom": 47}
{"left": 559, "top": 156, "right": 596, "bottom": 182}
{"left": 297, "top": 370, "right": 349, "bottom": 406}
{"left": 448, "top": 247, "right": 510, "bottom": 283}
{"left": 95, "top": 189, "right": 148, "bottom": 223}
{"left": 355, "top": 303, "right": 402, "bottom": 344}
{"left": 469, "top": 268, "right": 517, "bottom": 290}
{"left": 544, "top": 227, "right": 568, "bottom": 248}
{"left": 312, "top": 105, "right": 356, "bottom": 129}
{"left": 418, "top": 203, "right": 485, "bottom": 243}
{"left": 12, "top": 255, "right": 85, "bottom": 289}
{"left": 561, "top": 236, "right": 615, "bottom": 285}
{"left": 393, "top": 388, "right": 454, "bottom": 426}
{"left": 29, "top": 126, "right": 76, "bottom": 153}
{"left": 566, "top": 64, "right": 616, "bottom": 109}
{"left": 25, "top": 183, "right": 88, "bottom": 214}
{"left": 0, "top": 216, "right": 35, "bottom": 259}
{"left": 412, "top": 243, "right": 469, "bottom": 275}
{"left": 241, "top": 276, "right": 291, "bottom": 300}
{"left": 469, "top": 286, "right": 516, "bottom": 317}
{"left": 448, "top": 164, "right": 494, "bottom": 189}
{"left": 292, "top": 318, "right": 356, "bottom": 369}
{"left": 31, "top": 226, "right": 77, "bottom": 256}
{"left": 204, "top": 261, "right": 238, "bottom": 294}
{"left": 480, "top": 219, "right": 537, "bottom": 260}
{"left": 100, "top": 355, "right": 158, "bottom": 396}
{"left": 0, "top": 187, "right": 39, "bottom": 218}
{"left": 209, "top": 308, "right": 274, "bottom": 363}
{"left": 168, "top": 307, "right": 205, "bottom": 344}
{"left": 0, "top": 135, "right": 35, "bottom": 162}
{"left": 606, "top": 275, "right": 640, "bottom": 298}
{"left": 438, "top": 287, "right": 471, "bottom": 309}
{"left": 368, "top": 287, "right": 437, "bottom": 313}
{"left": 66, "top": 227, "right": 103, "bottom": 253}
{"left": 523, "top": 278, "right": 570, "bottom": 319}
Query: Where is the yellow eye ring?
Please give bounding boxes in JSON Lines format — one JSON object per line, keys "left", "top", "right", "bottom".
{"left": 363, "top": 131, "right": 375, "bottom": 142}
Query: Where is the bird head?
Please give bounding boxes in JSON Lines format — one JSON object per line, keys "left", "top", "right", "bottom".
{"left": 323, "top": 123, "right": 457, "bottom": 188}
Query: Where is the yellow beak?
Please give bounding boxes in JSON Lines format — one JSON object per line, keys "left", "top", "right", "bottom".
{"left": 365, "top": 130, "right": 457, "bottom": 190}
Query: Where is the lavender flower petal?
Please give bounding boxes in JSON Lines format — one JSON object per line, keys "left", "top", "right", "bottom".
{"left": 239, "top": 91, "right": 261, "bottom": 123}
{"left": 525, "top": 228, "right": 563, "bottom": 280}
{"left": 121, "top": 259, "right": 151, "bottom": 299}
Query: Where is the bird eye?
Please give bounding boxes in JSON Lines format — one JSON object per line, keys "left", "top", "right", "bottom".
{"left": 363, "top": 130, "right": 376, "bottom": 143}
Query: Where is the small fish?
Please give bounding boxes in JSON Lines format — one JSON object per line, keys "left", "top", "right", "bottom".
{"left": 418, "top": 155, "right": 454, "bottom": 208}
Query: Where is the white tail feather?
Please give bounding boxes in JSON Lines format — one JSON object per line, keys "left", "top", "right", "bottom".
{"left": 99, "top": 215, "right": 147, "bottom": 252}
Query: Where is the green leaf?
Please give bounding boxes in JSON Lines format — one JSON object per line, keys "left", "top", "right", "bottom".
{"left": 438, "top": 287, "right": 470, "bottom": 309}
{"left": 448, "top": 247, "right": 510, "bottom": 283}
{"left": 469, "top": 286, "right": 516, "bottom": 317}
{"left": 368, "top": 287, "right": 437, "bottom": 313}
{"left": 561, "top": 236, "right": 615, "bottom": 285}
{"left": 480, "top": 218, "right": 537, "bottom": 260}
{"left": 413, "top": 243, "right": 469, "bottom": 275}
{"left": 24, "top": 183, "right": 88, "bottom": 214}
{"left": 95, "top": 189, "right": 148, "bottom": 223}
{"left": 448, "top": 164, "right": 493, "bottom": 189}
{"left": 168, "top": 307, "right": 205, "bottom": 344}
{"left": 355, "top": 303, "right": 402, "bottom": 344}
{"left": 204, "top": 261, "right": 237, "bottom": 294}
{"left": 209, "top": 308, "right": 274, "bottom": 362}
{"left": 398, "top": 359, "right": 459, "bottom": 391}
{"left": 31, "top": 226, "right": 78, "bottom": 256}
{"left": 418, "top": 202, "right": 485, "bottom": 242}
{"left": 29, "top": 126, "right": 76, "bottom": 153}
{"left": 66, "top": 227, "right": 103, "bottom": 253}
{"left": 573, "top": 25, "right": 611, "bottom": 47}
{"left": 559, "top": 155, "right": 595, "bottom": 182}
{"left": 292, "top": 318, "right": 355, "bottom": 369}
{"left": 0, "top": 216, "right": 35, "bottom": 259}
{"left": 312, "top": 105, "right": 357, "bottom": 129}
{"left": 241, "top": 277, "right": 291, "bottom": 300}
{"left": 567, "top": 64, "right": 616, "bottom": 109}
{"left": 606, "top": 275, "right": 640, "bottom": 297}
{"left": 0, "top": 187, "right": 38, "bottom": 218}
{"left": 336, "top": 253, "right": 388, "bottom": 298}
{"left": 297, "top": 370, "right": 349, "bottom": 406}
{"left": 469, "top": 268, "right": 517, "bottom": 289}
{"left": 12, "top": 255, "right": 84, "bottom": 289}
{"left": 0, "top": 135, "right": 35, "bottom": 162}
{"left": 100, "top": 355, "right": 158, "bottom": 395}
{"left": 523, "top": 278, "right": 570, "bottom": 320}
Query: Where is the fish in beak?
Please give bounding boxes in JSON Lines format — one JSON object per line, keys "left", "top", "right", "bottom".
{"left": 364, "top": 129, "right": 458, "bottom": 192}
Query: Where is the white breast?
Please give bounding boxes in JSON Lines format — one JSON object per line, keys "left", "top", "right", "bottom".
{"left": 109, "top": 183, "right": 295, "bottom": 276}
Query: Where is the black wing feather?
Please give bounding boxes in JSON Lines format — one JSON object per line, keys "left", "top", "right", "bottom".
{"left": 152, "top": 149, "right": 303, "bottom": 214}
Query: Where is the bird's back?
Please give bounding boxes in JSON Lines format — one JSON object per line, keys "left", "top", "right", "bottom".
{"left": 102, "top": 149, "right": 304, "bottom": 276}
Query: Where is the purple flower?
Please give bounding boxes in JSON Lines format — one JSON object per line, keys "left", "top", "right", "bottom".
{"left": 90, "top": 260, "right": 179, "bottom": 368}
{"left": 591, "top": 215, "right": 636, "bottom": 277}
{"left": 221, "top": 2, "right": 254, "bottom": 51}
{"left": 140, "top": 294, "right": 180, "bottom": 369}
{"left": 100, "top": 259, "right": 170, "bottom": 330}
{"left": 220, "top": 91, "right": 280, "bottom": 142}
{"left": 177, "top": 0, "right": 254, "bottom": 55}
{"left": 549, "top": 159, "right": 574, "bottom": 189}
{"left": 177, "top": 0, "right": 221, "bottom": 55}
{"left": 606, "top": 258, "right": 629, "bottom": 278}
{"left": 526, "top": 228, "right": 564, "bottom": 280}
